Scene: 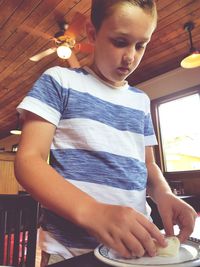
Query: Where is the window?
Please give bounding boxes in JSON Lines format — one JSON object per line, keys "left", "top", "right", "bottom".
{"left": 151, "top": 86, "right": 200, "bottom": 178}
{"left": 158, "top": 93, "right": 200, "bottom": 172}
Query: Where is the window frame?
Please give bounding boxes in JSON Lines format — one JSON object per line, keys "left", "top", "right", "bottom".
{"left": 151, "top": 85, "right": 200, "bottom": 181}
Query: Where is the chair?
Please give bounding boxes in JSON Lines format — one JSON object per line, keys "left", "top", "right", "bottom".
{"left": 0, "top": 194, "right": 39, "bottom": 267}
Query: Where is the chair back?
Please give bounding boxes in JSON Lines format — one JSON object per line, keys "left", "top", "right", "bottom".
{"left": 0, "top": 194, "right": 39, "bottom": 267}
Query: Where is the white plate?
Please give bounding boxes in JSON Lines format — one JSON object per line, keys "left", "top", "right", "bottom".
{"left": 94, "top": 243, "right": 200, "bottom": 267}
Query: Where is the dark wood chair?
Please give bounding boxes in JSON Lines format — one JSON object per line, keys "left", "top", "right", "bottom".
{"left": 0, "top": 193, "right": 39, "bottom": 267}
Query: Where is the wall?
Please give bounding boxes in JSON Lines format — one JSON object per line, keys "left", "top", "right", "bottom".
{"left": 136, "top": 66, "right": 200, "bottom": 100}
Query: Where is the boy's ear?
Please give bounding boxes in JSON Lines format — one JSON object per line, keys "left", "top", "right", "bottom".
{"left": 86, "top": 21, "right": 96, "bottom": 43}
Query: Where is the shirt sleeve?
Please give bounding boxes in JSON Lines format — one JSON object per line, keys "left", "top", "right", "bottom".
{"left": 17, "top": 66, "right": 69, "bottom": 126}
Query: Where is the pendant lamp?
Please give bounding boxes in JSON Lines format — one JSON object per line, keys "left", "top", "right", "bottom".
{"left": 181, "top": 21, "right": 200, "bottom": 69}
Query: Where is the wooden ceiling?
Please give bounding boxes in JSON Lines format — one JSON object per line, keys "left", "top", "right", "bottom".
{"left": 0, "top": 0, "right": 200, "bottom": 139}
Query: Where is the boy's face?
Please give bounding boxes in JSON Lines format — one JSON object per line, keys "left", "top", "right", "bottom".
{"left": 87, "top": 4, "right": 156, "bottom": 87}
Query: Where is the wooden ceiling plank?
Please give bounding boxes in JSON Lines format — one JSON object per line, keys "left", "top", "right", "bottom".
{"left": 159, "top": 22, "right": 200, "bottom": 46}
{"left": 0, "top": 0, "right": 43, "bottom": 46}
{"left": 154, "top": 2, "right": 200, "bottom": 40}
{"left": 0, "top": 0, "right": 6, "bottom": 7}
{"left": 157, "top": 0, "right": 193, "bottom": 22}
{"left": 0, "top": 0, "right": 23, "bottom": 28}
{"left": 155, "top": 0, "right": 175, "bottom": 12}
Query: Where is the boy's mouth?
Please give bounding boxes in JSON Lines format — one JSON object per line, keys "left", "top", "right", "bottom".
{"left": 117, "top": 67, "right": 130, "bottom": 74}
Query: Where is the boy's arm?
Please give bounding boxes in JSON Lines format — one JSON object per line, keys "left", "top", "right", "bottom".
{"left": 15, "top": 112, "right": 98, "bottom": 225}
{"left": 146, "top": 146, "right": 197, "bottom": 242}
{"left": 145, "top": 146, "right": 172, "bottom": 201}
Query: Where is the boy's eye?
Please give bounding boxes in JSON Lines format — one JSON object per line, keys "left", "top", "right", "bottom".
{"left": 111, "top": 38, "right": 128, "bottom": 47}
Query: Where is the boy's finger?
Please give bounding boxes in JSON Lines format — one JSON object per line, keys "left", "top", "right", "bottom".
{"left": 178, "top": 223, "right": 195, "bottom": 243}
{"left": 149, "top": 224, "right": 167, "bottom": 247}
{"left": 139, "top": 218, "right": 167, "bottom": 247}
{"left": 178, "top": 229, "right": 191, "bottom": 243}
{"left": 162, "top": 214, "right": 174, "bottom": 237}
{"left": 122, "top": 234, "right": 145, "bottom": 258}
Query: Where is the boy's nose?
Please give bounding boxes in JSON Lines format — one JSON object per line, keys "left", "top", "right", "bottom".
{"left": 123, "top": 47, "right": 136, "bottom": 65}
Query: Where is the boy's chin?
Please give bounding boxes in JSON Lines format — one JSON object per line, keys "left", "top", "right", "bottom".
{"left": 110, "top": 79, "right": 126, "bottom": 87}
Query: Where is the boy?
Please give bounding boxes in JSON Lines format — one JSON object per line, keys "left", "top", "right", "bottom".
{"left": 15, "top": 0, "right": 197, "bottom": 265}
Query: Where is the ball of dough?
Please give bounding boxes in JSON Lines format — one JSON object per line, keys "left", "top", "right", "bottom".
{"left": 156, "top": 236, "right": 180, "bottom": 257}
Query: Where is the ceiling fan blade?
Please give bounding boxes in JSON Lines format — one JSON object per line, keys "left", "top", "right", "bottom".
{"left": 29, "top": 47, "right": 57, "bottom": 61}
{"left": 66, "top": 12, "right": 87, "bottom": 38}
{"left": 67, "top": 51, "right": 80, "bottom": 68}
{"left": 74, "top": 43, "right": 94, "bottom": 54}
{"left": 18, "top": 24, "right": 53, "bottom": 40}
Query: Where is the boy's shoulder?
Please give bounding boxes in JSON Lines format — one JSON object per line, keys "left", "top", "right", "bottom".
{"left": 128, "top": 85, "right": 148, "bottom": 96}
{"left": 128, "top": 85, "right": 150, "bottom": 105}
{"left": 44, "top": 66, "right": 89, "bottom": 77}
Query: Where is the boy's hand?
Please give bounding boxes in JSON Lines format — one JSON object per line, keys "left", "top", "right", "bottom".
{"left": 84, "top": 203, "right": 167, "bottom": 258}
{"left": 156, "top": 193, "right": 197, "bottom": 243}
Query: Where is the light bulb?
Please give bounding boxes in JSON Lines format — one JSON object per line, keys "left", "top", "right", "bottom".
{"left": 57, "top": 45, "right": 72, "bottom": 59}
{"left": 10, "top": 129, "right": 21, "bottom": 135}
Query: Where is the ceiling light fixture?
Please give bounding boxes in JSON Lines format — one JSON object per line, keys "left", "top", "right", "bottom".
{"left": 181, "top": 21, "right": 200, "bottom": 69}
{"left": 10, "top": 129, "right": 21, "bottom": 135}
{"left": 56, "top": 43, "right": 72, "bottom": 59}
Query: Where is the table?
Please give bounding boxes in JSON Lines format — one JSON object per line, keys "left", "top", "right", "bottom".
{"left": 48, "top": 251, "right": 109, "bottom": 267}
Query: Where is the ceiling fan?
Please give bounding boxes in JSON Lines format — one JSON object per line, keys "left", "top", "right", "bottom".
{"left": 20, "top": 12, "right": 93, "bottom": 67}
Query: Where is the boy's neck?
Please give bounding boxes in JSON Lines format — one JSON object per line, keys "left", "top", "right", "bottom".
{"left": 87, "top": 64, "right": 127, "bottom": 88}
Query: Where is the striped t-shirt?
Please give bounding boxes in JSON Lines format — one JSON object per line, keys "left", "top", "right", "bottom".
{"left": 17, "top": 66, "right": 157, "bottom": 250}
